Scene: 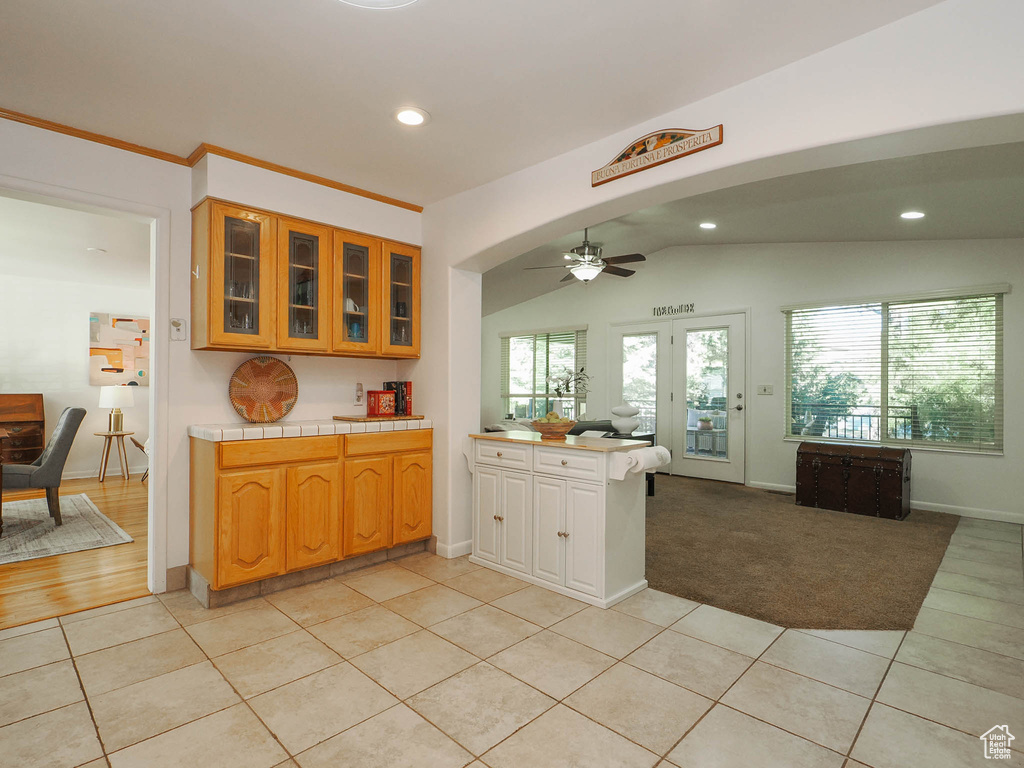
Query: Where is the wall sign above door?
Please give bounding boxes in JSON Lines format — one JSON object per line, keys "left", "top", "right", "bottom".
{"left": 592, "top": 125, "right": 723, "bottom": 187}
{"left": 653, "top": 303, "right": 695, "bottom": 317}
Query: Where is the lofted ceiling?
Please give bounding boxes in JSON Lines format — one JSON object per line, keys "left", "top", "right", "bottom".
{"left": 0, "top": 0, "right": 943, "bottom": 205}
{"left": 0, "top": 194, "right": 151, "bottom": 289}
{"left": 482, "top": 141, "right": 1024, "bottom": 315}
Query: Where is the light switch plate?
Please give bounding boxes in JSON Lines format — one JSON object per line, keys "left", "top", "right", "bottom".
{"left": 354, "top": 382, "right": 364, "bottom": 406}
{"left": 170, "top": 318, "right": 188, "bottom": 341}
{"left": 757, "top": 384, "right": 774, "bottom": 395}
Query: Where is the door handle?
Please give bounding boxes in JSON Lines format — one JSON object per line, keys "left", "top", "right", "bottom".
{"left": 731, "top": 405, "right": 743, "bottom": 411}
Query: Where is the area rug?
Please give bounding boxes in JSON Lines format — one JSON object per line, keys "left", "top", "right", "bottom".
{"left": 0, "top": 494, "right": 133, "bottom": 565}
{"left": 645, "top": 475, "right": 959, "bottom": 630}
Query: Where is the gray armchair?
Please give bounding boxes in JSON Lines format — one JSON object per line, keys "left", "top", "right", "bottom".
{"left": 2, "top": 407, "right": 86, "bottom": 526}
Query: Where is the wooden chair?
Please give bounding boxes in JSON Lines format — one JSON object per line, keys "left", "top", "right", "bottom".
{"left": 130, "top": 436, "right": 149, "bottom": 483}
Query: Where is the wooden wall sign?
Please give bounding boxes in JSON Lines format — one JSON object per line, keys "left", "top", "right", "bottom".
{"left": 592, "top": 126, "right": 723, "bottom": 187}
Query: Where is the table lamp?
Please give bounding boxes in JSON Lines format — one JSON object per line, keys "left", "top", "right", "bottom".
{"left": 98, "top": 385, "right": 134, "bottom": 432}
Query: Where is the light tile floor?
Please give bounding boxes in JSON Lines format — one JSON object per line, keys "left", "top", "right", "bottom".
{"left": 1, "top": 518, "right": 1022, "bottom": 768}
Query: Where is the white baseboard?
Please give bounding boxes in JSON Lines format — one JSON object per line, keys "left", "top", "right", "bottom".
{"left": 436, "top": 539, "right": 473, "bottom": 559}
{"left": 746, "top": 482, "right": 1022, "bottom": 525}
{"left": 62, "top": 466, "right": 148, "bottom": 481}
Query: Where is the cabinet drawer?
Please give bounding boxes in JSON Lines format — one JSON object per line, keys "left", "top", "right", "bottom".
{"left": 474, "top": 440, "right": 531, "bottom": 471}
{"left": 219, "top": 436, "right": 338, "bottom": 469}
{"left": 0, "top": 422, "right": 43, "bottom": 439}
{"left": 534, "top": 447, "right": 604, "bottom": 482}
{"left": 3, "top": 447, "right": 42, "bottom": 465}
{"left": 345, "top": 429, "right": 432, "bottom": 456}
{"left": 0, "top": 433, "right": 42, "bottom": 451}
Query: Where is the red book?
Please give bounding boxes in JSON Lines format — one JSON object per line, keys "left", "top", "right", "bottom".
{"left": 405, "top": 381, "right": 412, "bottom": 416}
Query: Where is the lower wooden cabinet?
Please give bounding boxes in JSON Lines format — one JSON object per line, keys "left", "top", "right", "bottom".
{"left": 343, "top": 456, "right": 392, "bottom": 557}
{"left": 190, "top": 430, "right": 432, "bottom": 590}
{"left": 286, "top": 463, "right": 340, "bottom": 571}
{"left": 216, "top": 468, "right": 286, "bottom": 588}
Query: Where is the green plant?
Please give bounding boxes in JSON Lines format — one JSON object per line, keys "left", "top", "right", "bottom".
{"left": 547, "top": 366, "right": 590, "bottom": 398}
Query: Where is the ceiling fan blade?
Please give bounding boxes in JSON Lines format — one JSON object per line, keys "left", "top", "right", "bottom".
{"left": 560, "top": 272, "right": 576, "bottom": 283}
{"left": 524, "top": 264, "right": 571, "bottom": 270}
{"left": 602, "top": 265, "right": 636, "bottom": 278}
{"left": 603, "top": 253, "right": 645, "bottom": 265}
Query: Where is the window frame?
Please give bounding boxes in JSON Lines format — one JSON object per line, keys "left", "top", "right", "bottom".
{"left": 500, "top": 327, "right": 587, "bottom": 421}
{"left": 782, "top": 285, "right": 1007, "bottom": 455}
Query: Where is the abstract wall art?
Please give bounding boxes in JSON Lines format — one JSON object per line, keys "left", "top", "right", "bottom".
{"left": 89, "top": 313, "right": 150, "bottom": 386}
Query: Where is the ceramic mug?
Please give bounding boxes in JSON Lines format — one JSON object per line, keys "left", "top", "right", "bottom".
{"left": 345, "top": 298, "right": 358, "bottom": 312}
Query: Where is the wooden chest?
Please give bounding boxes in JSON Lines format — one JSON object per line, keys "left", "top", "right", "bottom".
{"left": 0, "top": 394, "right": 45, "bottom": 465}
{"left": 796, "top": 442, "right": 911, "bottom": 520}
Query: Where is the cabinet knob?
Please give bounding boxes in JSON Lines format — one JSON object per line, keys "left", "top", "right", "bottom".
{"left": 493, "top": 515, "right": 500, "bottom": 521}
{"left": 496, "top": 451, "right": 503, "bottom": 457}
{"left": 557, "top": 531, "right": 570, "bottom": 538}
{"left": 497, "top": 515, "right": 504, "bottom": 522}
{"left": 560, "top": 459, "right": 568, "bottom": 466}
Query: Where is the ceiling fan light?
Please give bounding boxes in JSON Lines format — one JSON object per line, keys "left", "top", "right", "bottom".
{"left": 571, "top": 263, "right": 603, "bottom": 282}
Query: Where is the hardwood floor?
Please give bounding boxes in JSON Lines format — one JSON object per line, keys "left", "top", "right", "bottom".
{"left": 0, "top": 477, "right": 150, "bottom": 630}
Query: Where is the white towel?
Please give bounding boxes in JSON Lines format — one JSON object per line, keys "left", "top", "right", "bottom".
{"left": 609, "top": 445, "right": 671, "bottom": 480}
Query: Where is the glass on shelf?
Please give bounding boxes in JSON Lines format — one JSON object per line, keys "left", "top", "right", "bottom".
{"left": 342, "top": 243, "right": 371, "bottom": 344}
{"left": 224, "top": 217, "right": 260, "bottom": 335}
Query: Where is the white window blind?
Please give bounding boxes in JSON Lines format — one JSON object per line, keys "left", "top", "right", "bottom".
{"left": 500, "top": 330, "right": 587, "bottom": 420}
{"left": 785, "top": 292, "right": 1003, "bottom": 453}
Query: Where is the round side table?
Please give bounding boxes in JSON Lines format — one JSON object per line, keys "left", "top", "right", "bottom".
{"left": 95, "top": 431, "right": 135, "bottom": 482}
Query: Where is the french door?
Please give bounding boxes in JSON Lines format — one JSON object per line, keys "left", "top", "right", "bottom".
{"left": 609, "top": 322, "right": 672, "bottom": 439}
{"left": 670, "top": 313, "right": 746, "bottom": 482}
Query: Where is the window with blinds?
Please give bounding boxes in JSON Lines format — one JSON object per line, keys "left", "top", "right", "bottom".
{"left": 785, "top": 291, "right": 1003, "bottom": 452}
{"left": 500, "top": 329, "right": 587, "bottom": 420}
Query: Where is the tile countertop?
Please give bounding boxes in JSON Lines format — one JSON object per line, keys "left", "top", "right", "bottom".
{"left": 469, "top": 431, "right": 649, "bottom": 453}
{"left": 188, "top": 418, "right": 432, "bottom": 442}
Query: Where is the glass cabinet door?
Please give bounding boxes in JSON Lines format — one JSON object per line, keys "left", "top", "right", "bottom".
{"left": 210, "top": 203, "right": 275, "bottom": 349}
{"left": 333, "top": 231, "right": 381, "bottom": 354}
{"left": 223, "top": 216, "right": 261, "bottom": 336}
{"left": 381, "top": 242, "right": 420, "bottom": 358}
{"left": 277, "top": 218, "right": 332, "bottom": 352}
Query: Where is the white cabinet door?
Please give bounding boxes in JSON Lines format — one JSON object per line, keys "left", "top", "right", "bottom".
{"left": 473, "top": 466, "right": 500, "bottom": 564}
{"left": 564, "top": 481, "right": 603, "bottom": 597}
{"left": 532, "top": 476, "right": 565, "bottom": 585}
{"left": 500, "top": 471, "right": 533, "bottom": 574}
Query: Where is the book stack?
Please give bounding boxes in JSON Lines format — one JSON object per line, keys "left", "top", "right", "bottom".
{"left": 383, "top": 381, "right": 413, "bottom": 416}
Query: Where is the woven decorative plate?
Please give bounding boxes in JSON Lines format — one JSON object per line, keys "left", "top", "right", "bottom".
{"left": 228, "top": 356, "right": 298, "bottom": 423}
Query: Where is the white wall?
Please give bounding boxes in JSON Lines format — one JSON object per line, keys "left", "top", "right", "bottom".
{"left": 482, "top": 239, "right": 1024, "bottom": 521}
{"left": 0, "top": 275, "right": 151, "bottom": 478}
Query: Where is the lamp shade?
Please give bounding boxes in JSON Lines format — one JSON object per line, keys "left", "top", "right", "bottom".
{"left": 571, "top": 263, "right": 603, "bottom": 282}
{"left": 98, "top": 385, "right": 135, "bottom": 409}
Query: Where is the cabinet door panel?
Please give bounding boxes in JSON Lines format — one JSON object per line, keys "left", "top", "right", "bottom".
{"left": 209, "top": 202, "right": 275, "bottom": 349}
{"left": 532, "top": 476, "right": 564, "bottom": 585}
{"left": 277, "top": 218, "right": 333, "bottom": 352}
{"left": 217, "top": 468, "right": 285, "bottom": 587}
{"left": 500, "top": 471, "right": 532, "bottom": 574}
{"left": 381, "top": 241, "right": 420, "bottom": 358}
{"left": 343, "top": 456, "right": 391, "bottom": 557}
{"left": 333, "top": 231, "right": 381, "bottom": 355}
{"left": 565, "top": 482, "right": 603, "bottom": 597}
{"left": 473, "top": 466, "right": 500, "bottom": 564}
{"left": 393, "top": 451, "right": 432, "bottom": 545}
{"left": 286, "top": 463, "right": 340, "bottom": 571}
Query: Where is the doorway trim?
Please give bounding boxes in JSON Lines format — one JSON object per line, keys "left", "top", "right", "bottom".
{"left": 0, "top": 173, "right": 170, "bottom": 593}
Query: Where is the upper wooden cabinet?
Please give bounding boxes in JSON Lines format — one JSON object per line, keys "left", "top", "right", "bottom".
{"left": 192, "top": 198, "right": 419, "bottom": 359}
{"left": 193, "top": 201, "right": 276, "bottom": 350}
{"left": 333, "top": 230, "right": 381, "bottom": 356}
{"left": 278, "top": 218, "right": 333, "bottom": 353}
{"left": 382, "top": 241, "right": 420, "bottom": 358}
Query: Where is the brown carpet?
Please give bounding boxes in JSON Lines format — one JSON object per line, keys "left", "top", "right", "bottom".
{"left": 645, "top": 475, "right": 959, "bottom": 630}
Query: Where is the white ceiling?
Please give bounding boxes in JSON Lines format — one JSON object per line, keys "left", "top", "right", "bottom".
{"left": 482, "top": 141, "right": 1024, "bottom": 314}
{"left": 0, "top": 0, "right": 943, "bottom": 205}
{"left": 0, "top": 195, "right": 151, "bottom": 289}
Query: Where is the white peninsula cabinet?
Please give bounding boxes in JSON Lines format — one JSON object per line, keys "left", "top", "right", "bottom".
{"left": 466, "top": 432, "right": 649, "bottom": 608}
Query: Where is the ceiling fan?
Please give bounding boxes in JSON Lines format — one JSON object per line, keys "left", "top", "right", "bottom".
{"left": 524, "top": 228, "right": 646, "bottom": 283}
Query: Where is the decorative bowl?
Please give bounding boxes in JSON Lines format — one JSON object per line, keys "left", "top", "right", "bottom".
{"left": 530, "top": 420, "right": 576, "bottom": 440}
{"left": 229, "top": 356, "right": 298, "bottom": 423}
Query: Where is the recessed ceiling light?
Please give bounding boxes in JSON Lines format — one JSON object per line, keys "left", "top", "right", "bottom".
{"left": 699, "top": 222, "right": 717, "bottom": 230}
{"left": 900, "top": 211, "right": 926, "bottom": 219}
{"left": 394, "top": 107, "right": 430, "bottom": 126}
{"left": 339, "top": 0, "right": 420, "bottom": 8}
{"left": 86, "top": 247, "right": 108, "bottom": 254}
